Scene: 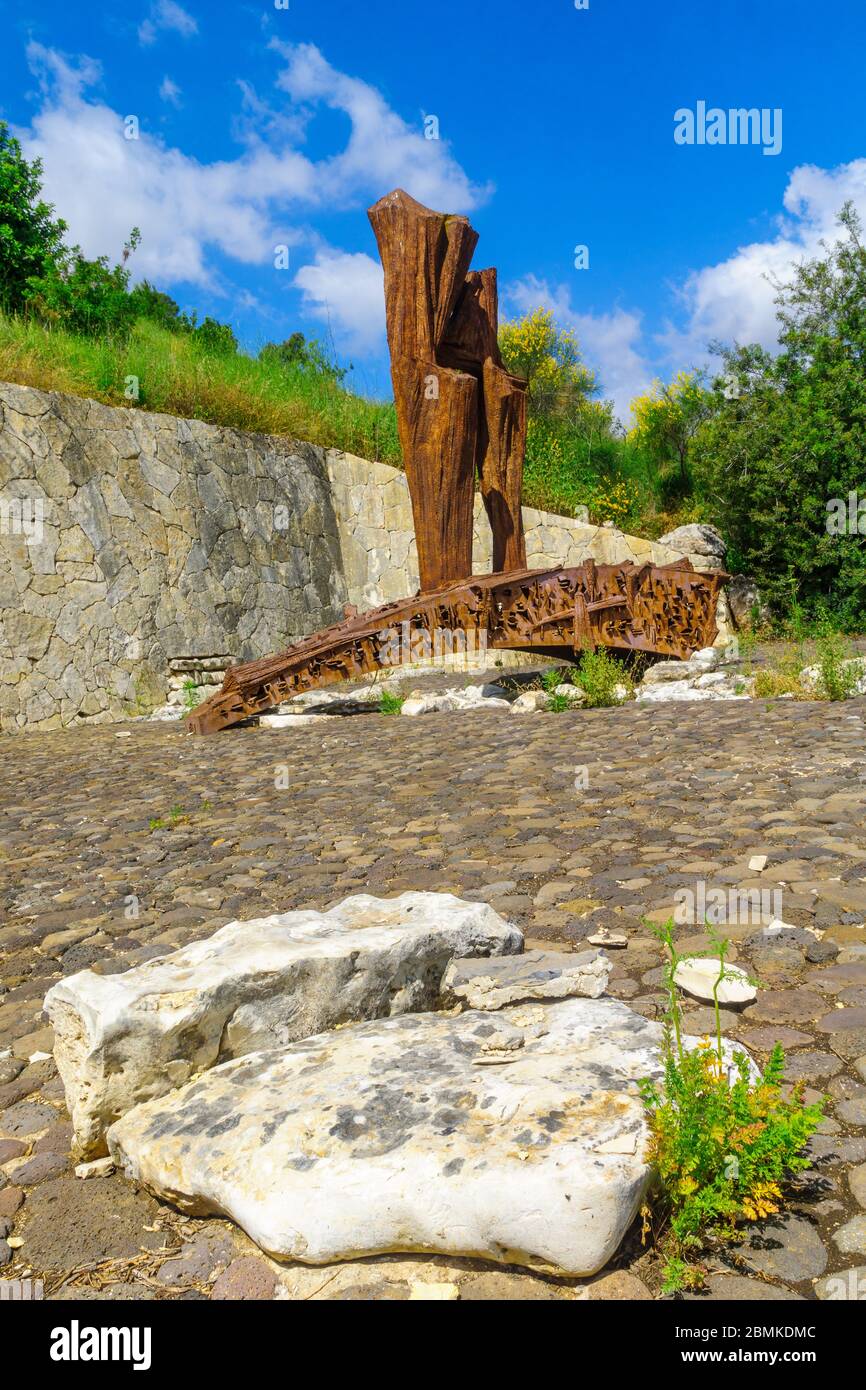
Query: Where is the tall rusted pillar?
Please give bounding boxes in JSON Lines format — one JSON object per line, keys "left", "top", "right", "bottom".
{"left": 368, "top": 189, "right": 527, "bottom": 590}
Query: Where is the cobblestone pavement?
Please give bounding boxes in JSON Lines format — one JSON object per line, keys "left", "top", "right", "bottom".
{"left": 2, "top": 690, "right": 866, "bottom": 1301}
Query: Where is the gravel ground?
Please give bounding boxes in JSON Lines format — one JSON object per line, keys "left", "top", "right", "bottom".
{"left": 2, "top": 687, "right": 866, "bottom": 1301}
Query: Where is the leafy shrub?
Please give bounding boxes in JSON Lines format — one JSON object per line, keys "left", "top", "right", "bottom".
{"left": 181, "top": 679, "right": 200, "bottom": 712}
{"left": 546, "top": 692, "right": 572, "bottom": 712}
{"left": 814, "top": 613, "right": 864, "bottom": 700}
{"left": 691, "top": 205, "right": 866, "bottom": 627}
{"left": 191, "top": 316, "right": 238, "bottom": 356}
{"left": 571, "top": 647, "right": 632, "bottom": 707}
{"left": 0, "top": 121, "right": 68, "bottom": 313}
{"left": 379, "top": 690, "right": 405, "bottom": 715}
{"left": 259, "top": 332, "right": 346, "bottom": 383}
{"left": 639, "top": 921, "right": 823, "bottom": 1293}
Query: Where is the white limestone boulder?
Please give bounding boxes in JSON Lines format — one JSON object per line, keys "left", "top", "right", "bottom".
{"left": 511, "top": 690, "right": 549, "bottom": 714}
{"left": 45, "top": 892, "right": 522, "bottom": 1159}
{"left": 108, "top": 997, "right": 672, "bottom": 1276}
{"left": 442, "top": 948, "right": 610, "bottom": 1009}
{"left": 640, "top": 660, "right": 695, "bottom": 685}
{"left": 657, "top": 523, "right": 727, "bottom": 572}
{"left": 690, "top": 647, "right": 721, "bottom": 671}
{"left": 553, "top": 684, "right": 587, "bottom": 706}
{"left": 636, "top": 677, "right": 749, "bottom": 704}
{"left": 400, "top": 686, "right": 511, "bottom": 716}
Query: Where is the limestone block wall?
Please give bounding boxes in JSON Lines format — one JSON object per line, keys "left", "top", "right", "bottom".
{"left": 0, "top": 383, "right": 347, "bottom": 732}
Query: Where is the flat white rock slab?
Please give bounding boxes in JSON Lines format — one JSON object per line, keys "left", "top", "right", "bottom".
{"left": 108, "top": 997, "right": 667, "bottom": 1276}
{"left": 443, "top": 948, "right": 610, "bottom": 1009}
{"left": 674, "top": 956, "right": 757, "bottom": 1005}
{"left": 45, "top": 892, "right": 521, "bottom": 1158}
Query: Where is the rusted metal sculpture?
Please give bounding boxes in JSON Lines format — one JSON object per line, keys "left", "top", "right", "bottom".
{"left": 368, "top": 189, "right": 527, "bottom": 584}
{"left": 186, "top": 560, "right": 725, "bottom": 734}
{"left": 187, "top": 190, "right": 725, "bottom": 735}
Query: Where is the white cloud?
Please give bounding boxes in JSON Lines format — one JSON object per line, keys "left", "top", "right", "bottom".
{"left": 13, "top": 40, "right": 488, "bottom": 294}
{"left": 293, "top": 249, "right": 384, "bottom": 353}
{"left": 660, "top": 158, "right": 866, "bottom": 366}
{"left": 506, "top": 274, "right": 653, "bottom": 424}
{"left": 138, "top": 1, "right": 198, "bottom": 46}
{"left": 17, "top": 45, "right": 273, "bottom": 287}
{"left": 159, "top": 76, "right": 182, "bottom": 107}
{"left": 272, "top": 40, "right": 491, "bottom": 213}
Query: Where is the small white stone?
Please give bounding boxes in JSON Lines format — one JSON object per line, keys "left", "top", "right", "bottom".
{"left": 693, "top": 671, "right": 728, "bottom": 688}
{"left": 28, "top": 1051, "right": 52, "bottom": 1064}
{"left": 690, "top": 647, "right": 721, "bottom": 670}
{"left": 399, "top": 697, "right": 429, "bottom": 716}
{"left": 587, "top": 929, "right": 628, "bottom": 949}
{"left": 146, "top": 704, "right": 183, "bottom": 722}
{"left": 749, "top": 855, "right": 768, "bottom": 873}
{"left": 75, "top": 1157, "right": 116, "bottom": 1180}
{"left": 553, "top": 684, "right": 587, "bottom": 705}
{"left": 640, "top": 661, "right": 695, "bottom": 685}
{"left": 511, "top": 690, "right": 549, "bottom": 714}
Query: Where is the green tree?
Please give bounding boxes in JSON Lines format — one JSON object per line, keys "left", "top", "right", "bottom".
{"left": 127, "top": 280, "right": 187, "bottom": 332}
{"left": 192, "top": 315, "right": 238, "bottom": 355}
{"left": 628, "top": 370, "right": 711, "bottom": 496}
{"left": 499, "top": 306, "right": 598, "bottom": 418}
{"left": 259, "top": 332, "right": 346, "bottom": 381}
{"left": 26, "top": 229, "right": 142, "bottom": 337}
{"left": 692, "top": 203, "right": 866, "bottom": 624}
{"left": 0, "top": 121, "right": 68, "bottom": 311}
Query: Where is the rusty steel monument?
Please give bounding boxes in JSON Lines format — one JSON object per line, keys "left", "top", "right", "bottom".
{"left": 187, "top": 190, "right": 725, "bottom": 734}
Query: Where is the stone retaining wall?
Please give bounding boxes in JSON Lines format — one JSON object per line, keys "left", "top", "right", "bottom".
{"left": 0, "top": 384, "right": 347, "bottom": 731}
{"left": 1, "top": 382, "right": 721, "bottom": 731}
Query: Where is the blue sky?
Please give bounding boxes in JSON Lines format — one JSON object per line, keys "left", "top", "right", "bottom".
{"left": 2, "top": 0, "right": 866, "bottom": 418}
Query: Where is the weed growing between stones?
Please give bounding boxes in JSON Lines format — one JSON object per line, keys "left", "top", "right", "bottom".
{"left": 379, "top": 690, "right": 405, "bottom": 715}
{"left": 752, "top": 616, "right": 864, "bottom": 701}
{"left": 147, "top": 797, "right": 212, "bottom": 831}
{"left": 570, "top": 647, "right": 634, "bottom": 707}
{"left": 181, "top": 679, "right": 200, "bottom": 712}
{"left": 149, "top": 805, "right": 187, "bottom": 831}
{"left": 547, "top": 691, "right": 574, "bottom": 713}
{"left": 813, "top": 614, "right": 864, "bottom": 700}
{"left": 540, "top": 667, "right": 565, "bottom": 693}
{"left": 752, "top": 656, "right": 806, "bottom": 700}
{"left": 537, "top": 667, "right": 574, "bottom": 712}
{"left": 638, "top": 920, "right": 824, "bottom": 1293}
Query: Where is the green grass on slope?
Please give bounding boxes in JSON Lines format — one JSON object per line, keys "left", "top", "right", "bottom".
{"left": 0, "top": 313, "right": 681, "bottom": 532}
{"left": 0, "top": 314, "right": 402, "bottom": 464}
